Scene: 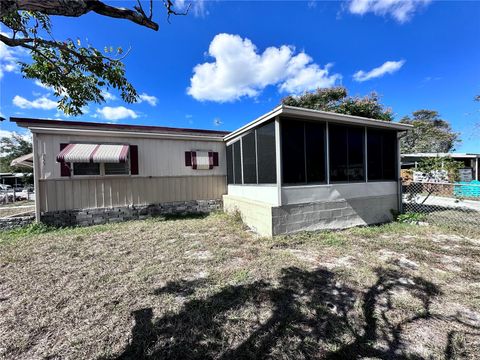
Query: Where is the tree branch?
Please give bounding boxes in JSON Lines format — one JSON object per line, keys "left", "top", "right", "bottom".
{"left": 2, "top": 0, "right": 159, "bottom": 31}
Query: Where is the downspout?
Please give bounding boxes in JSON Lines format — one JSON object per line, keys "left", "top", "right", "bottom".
{"left": 397, "top": 131, "right": 408, "bottom": 215}
{"left": 32, "top": 132, "right": 41, "bottom": 223}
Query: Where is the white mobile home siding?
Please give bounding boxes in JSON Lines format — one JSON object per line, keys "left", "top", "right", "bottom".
{"left": 35, "top": 132, "right": 227, "bottom": 212}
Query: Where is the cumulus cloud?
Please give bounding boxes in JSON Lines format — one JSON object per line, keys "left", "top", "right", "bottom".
{"left": 353, "top": 60, "right": 405, "bottom": 82}
{"left": 188, "top": 33, "right": 341, "bottom": 102}
{"left": 12, "top": 95, "right": 57, "bottom": 110}
{"left": 348, "top": 0, "right": 431, "bottom": 23}
{"left": 0, "top": 35, "right": 20, "bottom": 79}
{"left": 96, "top": 106, "right": 138, "bottom": 121}
{"left": 101, "top": 90, "right": 116, "bottom": 101}
{"left": 137, "top": 93, "right": 158, "bottom": 106}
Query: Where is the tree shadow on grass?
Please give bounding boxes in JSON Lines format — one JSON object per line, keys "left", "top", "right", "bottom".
{"left": 112, "top": 266, "right": 477, "bottom": 359}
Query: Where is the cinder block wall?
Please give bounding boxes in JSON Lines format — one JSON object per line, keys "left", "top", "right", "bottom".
{"left": 272, "top": 195, "right": 397, "bottom": 235}
{"left": 224, "top": 194, "right": 398, "bottom": 237}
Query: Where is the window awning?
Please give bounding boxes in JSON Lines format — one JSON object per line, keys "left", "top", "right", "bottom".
{"left": 10, "top": 153, "right": 34, "bottom": 168}
{"left": 56, "top": 144, "right": 129, "bottom": 163}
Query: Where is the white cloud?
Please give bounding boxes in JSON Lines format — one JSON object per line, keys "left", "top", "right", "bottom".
{"left": 353, "top": 60, "right": 405, "bottom": 82}
{"left": 0, "top": 35, "right": 19, "bottom": 79}
{"left": 12, "top": 95, "right": 58, "bottom": 110}
{"left": 34, "top": 80, "right": 53, "bottom": 90}
{"left": 188, "top": 34, "right": 341, "bottom": 102}
{"left": 96, "top": 106, "right": 138, "bottom": 121}
{"left": 101, "top": 90, "right": 116, "bottom": 101}
{"left": 348, "top": 0, "right": 431, "bottom": 23}
{"left": 137, "top": 93, "right": 158, "bottom": 106}
{"left": 174, "top": 0, "right": 207, "bottom": 17}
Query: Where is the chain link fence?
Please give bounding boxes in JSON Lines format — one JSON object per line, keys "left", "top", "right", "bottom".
{"left": 402, "top": 181, "right": 480, "bottom": 234}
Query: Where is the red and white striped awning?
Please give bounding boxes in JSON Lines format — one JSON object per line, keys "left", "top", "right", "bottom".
{"left": 56, "top": 144, "right": 129, "bottom": 163}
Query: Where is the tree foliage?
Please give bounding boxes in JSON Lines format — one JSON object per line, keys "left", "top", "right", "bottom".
{"left": 0, "top": 133, "right": 32, "bottom": 173}
{"left": 281, "top": 87, "right": 394, "bottom": 121}
{"left": 400, "top": 110, "right": 460, "bottom": 153}
{"left": 0, "top": 0, "right": 187, "bottom": 116}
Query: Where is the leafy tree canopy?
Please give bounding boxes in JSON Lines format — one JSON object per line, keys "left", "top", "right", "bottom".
{"left": 416, "top": 156, "right": 463, "bottom": 182}
{"left": 0, "top": 0, "right": 186, "bottom": 116}
{"left": 0, "top": 133, "right": 32, "bottom": 173}
{"left": 400, "top": 110, "right": 460, "bottom": 153}
{"left": 281, "top": 87, "right": 394, "bottom": 121}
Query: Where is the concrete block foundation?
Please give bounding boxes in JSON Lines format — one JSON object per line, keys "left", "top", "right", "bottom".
{"left": 41, "top": 199, "right": 222, "bottom": 227}
{"left": 224, "top": 194, "right": 398, "bottom": 237}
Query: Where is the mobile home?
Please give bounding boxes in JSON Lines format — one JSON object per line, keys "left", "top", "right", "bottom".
{"left": 12, "top": 105, "right": 411, "bottom": 235}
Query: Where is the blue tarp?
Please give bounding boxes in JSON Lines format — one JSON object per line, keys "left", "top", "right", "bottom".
{"left": 454, "top": 180, "right": 480, "bottom": 198}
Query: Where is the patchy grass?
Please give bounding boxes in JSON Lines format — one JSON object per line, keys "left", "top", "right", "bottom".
{"left": 1, "top": 213, "right": 479, "bottom": 359}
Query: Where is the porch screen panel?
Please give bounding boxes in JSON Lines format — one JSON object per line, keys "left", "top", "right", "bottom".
{"left": 367, "top": 129, "right": 397, "bottom": 181}
{"left": 282, "top": 120, "right": 306, "bottom": 184}
{"left": 226, "top": 144, "right": 234, "bottom": 184}
{"left": 367, "top": 129, "right": 382, "bottom": 180}
{"left": 382, "top": 131, "right": 397, "bottom": 180}
{"left": 329, "top": 124, "right": 349, "bottom": 182}
{"left": 348, "top": 126, "right": 365, "bottom": 181}
{"left": 256, "top": 122, "right": 276, "bottom": 184}
{"left": 233, "top": 141, "right": 242, "bottom": 184}
{"left": 305, "top": 122, "right": 326, "bottom": 183}
{"left": 242, "top": 132, "right": 257, "bottom": 184}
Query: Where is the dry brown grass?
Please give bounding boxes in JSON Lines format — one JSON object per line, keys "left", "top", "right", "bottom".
{"left": 1, "top": 213, "right": 479, "bottom": 359}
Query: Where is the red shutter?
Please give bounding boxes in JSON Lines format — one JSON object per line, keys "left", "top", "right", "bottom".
{"left": 185, "top": 151, "right": 192, "bottom": 166}
{"left": 130, "top": 145, "right": 139, "bottom": 175}
{"left": 191, "top": 151, "right": 197, "bottom": 170}
{"left": 59, "top": 143, "right": 71, "bottom": 177}
{"left": 212, "top": 152, "right": 219, "bottom": 167}
{"left": 208, "top": 151, "right": 214, "bottom": 169}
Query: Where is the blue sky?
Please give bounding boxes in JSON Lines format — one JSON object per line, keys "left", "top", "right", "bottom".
{"left": 1, "top": 0, "right": 479, "bottom": 152}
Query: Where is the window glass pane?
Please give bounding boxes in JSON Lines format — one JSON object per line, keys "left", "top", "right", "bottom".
{"left": 305, "top": 122, "right": 326, "bottom": 183}
{"left": 242, "top": 132, "right": 257, "bottom": 184}
{"left": 226, "top": 145, "right": 234, "bottom": 184}
{"left": 348, "top": 126, "right": 365, "bottom": 181}
{"left": 367, "top": 129, "right": 383, "bottom": 180}
{"left": 329, "top": 124, "right": 348, "bottom": 182}
{"left": 382, "top": 131, "right": 397, "bottom": 180}
{"left": 105, "top": 162, "right": 129, "bottom": 175}
{"left": 233, "top": 141, "right": 242, "bottom": 184}
{"left": 282, "top": 120, "right": 306, "bottom": 184}
{"left": 256, "top": 122, "right": 277, "bottom": 184}
{"left": 73, "top": 163, "right": 100, "bottom": 176}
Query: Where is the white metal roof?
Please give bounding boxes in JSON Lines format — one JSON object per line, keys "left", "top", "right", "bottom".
{"left": 224, "top": 105, "right": 412, "bottom": 141}
{"left": 402, "top": 153, "right": 480, "bottom": 158}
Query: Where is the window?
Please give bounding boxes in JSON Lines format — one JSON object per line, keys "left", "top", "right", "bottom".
{"left": 256, "top": 122, "right": 276, "bottom": 184}
{"left": 233, "top": 140, "right": 242, "bottom": 184}
{"left": 242, "top": 131, "right": 257, "bottom": 183}
{"left": 73, "top": 163, "right": 100, "bottom": 176}
{"left": 329, "top": 124, "right": 365, "bottom": 182}
{"left": 367, "top": 129, "right": 397, "bottom": 181}
{"left": 281, "top": 119, "right": 326, "bottom": 184}
{"left": 105, "top": 162, "right": 129, "bottom": 175}
{"left": 226, "top": 145, "right": 234, "bottom": 184}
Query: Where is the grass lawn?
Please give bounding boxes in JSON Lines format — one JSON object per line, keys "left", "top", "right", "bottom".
{"left": 1, "top": 213, "right": 479, "bottom": 359}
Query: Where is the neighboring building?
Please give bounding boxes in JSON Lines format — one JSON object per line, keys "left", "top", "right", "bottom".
{"left": 401, "top": 153, "right": 480, "bottom": 181}
{"left": 12, "top": 105, "right": 412, "bottom": 236}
